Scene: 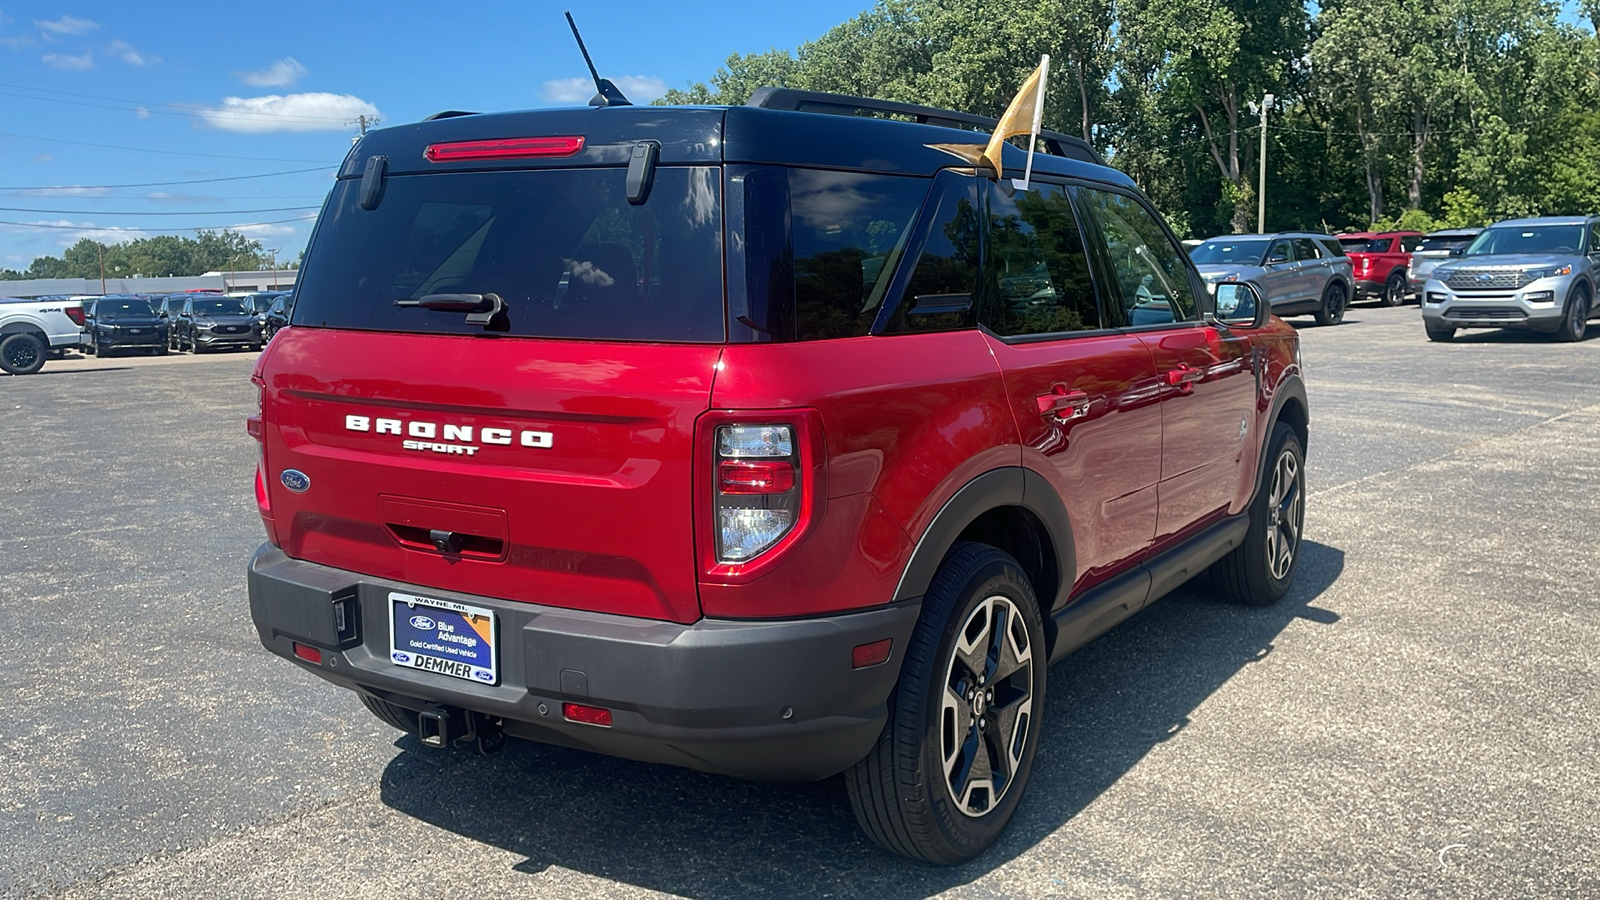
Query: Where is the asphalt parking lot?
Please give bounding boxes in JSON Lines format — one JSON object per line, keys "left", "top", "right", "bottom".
{"left": 3, "top": 309, "right": 1597, "bottom": 899}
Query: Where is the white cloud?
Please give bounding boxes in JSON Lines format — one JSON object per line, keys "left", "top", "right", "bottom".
{"left": 11, "top": 185, "right": 111, "bottom": 197}
{"left": 135, "top": 106, "right": 149, "bottom": 118}
{"left": 198, "top": 92, "right": 379, "bottom": 133}
{"left": 230, "top": 222, "right": 299, "bottom": 240}
{"left": 42, "top": 50, "right": 92, "bottom": 70}
{"left": 34, "top": 15, "right": 97, "bottom": 34}
{"left": 33, "top": 153, "right": 53, "bottom": 162}
{"left": 542, "top": 74, "right": 668, "bottom": 104}
{"left": 235, "top": 56, "right": 307, "bottom": 88}
{"left": 144, "top": 191, "right": 221, "bottom": 204}
{"left": 107, "top": 39, "right": 153, "bottom": 66}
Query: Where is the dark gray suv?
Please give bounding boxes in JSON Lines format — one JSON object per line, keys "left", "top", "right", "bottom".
{"left": 1191, "top": 232, "right": 1355, "bottom": 325}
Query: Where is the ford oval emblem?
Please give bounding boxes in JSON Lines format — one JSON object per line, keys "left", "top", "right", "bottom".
{"left": 280, "top": 469, "right": 311, "bottom": 493}
{"left": 409, "top": 615, "right": 436, "bottom": 631}
{"left": 1476, "top": 273, "right": 1492, "bottom": 282}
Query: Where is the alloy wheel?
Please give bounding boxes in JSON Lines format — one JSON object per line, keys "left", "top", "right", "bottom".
{"left": 3, "top": 340, "right": 39, "bottom": 371}
{"left": 1265, "top": 448, "right": 1303, "bottom": 581}
{"left": 940, "top": 595, "right": 1034, "bottom": 818}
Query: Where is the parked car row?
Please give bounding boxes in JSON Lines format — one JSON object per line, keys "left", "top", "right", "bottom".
{"left": 1185, "top": 217, "right": 1597, "bottom": 342}
{"left": 14, "top": 289, "right": 295, "bottom": 363}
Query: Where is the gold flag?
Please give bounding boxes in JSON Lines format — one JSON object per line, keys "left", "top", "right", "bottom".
{"left": 980, "top": 55, "right": 1050, "bottom": 180}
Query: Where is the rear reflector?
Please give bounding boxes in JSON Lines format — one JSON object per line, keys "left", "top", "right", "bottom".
{"left": 562, "top": 702, "right": 613, "bottom": 727}
{"left": 292, "top": 642, "right": 323, "bottom": 664}
{"left": 718, "top": 460, "right": 796, "bottom": 494}
{"left": 425, "top": 136, "right": 585, "bottom": 162}
{"left": 852, "top": 638, "right": 893, "bottom": 669}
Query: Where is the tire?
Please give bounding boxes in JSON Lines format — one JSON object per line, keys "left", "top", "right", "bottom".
{"left": 1315, "top": 282, "right": 1347, "bottom": 325}
{"left": 1210, "top": 423, "right": 1305, "bottom": 606}
{"left": 96, "top": 343, "right": 114, "bottom": 358}
{"left": 359, "top": 693, "right": 421, "bottom": 734}
{"left": 1553, "top": 285, "right": 1589, "bottom": 343}
{"left": 1424, "top": 321, "right": 1455, "bottom": 342}
{"left": 250, "top": 343, "right": 263, "bottom": 353}
{"left": 0, "top": 333, "right": 47, "bottom": 375}
{"left": 155, "top": 345, "right": 169, "bottom": 356}
{"left": 1380, "top": 271, "right": 1407, "bottom": 307}
{"left": 846, "top": 542, "right": 1047, "bottom": 864}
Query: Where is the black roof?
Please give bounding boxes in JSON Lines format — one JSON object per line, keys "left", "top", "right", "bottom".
{"left": 341, "top": 93, "right": 1134, "bottom": 190}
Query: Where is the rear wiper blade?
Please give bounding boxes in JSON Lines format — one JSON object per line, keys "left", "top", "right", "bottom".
{"left": 395, "top": 292, "right": 506, "bottom": 327}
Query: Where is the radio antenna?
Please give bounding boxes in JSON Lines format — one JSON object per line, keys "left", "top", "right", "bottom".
{"left": 564, "top": 11, "right": 633, "bottom": 108}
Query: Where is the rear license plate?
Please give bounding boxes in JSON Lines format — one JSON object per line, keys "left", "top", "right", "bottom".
{"left": 388, "top": 592, "right": 497, "bottom": 685}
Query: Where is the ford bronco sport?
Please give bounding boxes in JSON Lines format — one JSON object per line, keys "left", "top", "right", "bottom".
{"left": 246, "top": 88, "right": 1309, "bottom": 863}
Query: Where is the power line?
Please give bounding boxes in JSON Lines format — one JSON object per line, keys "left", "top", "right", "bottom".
{"left": 0, "top": 166, "right": 332, "bottom": 191}
{"left": 0, "top": 214, "right": 319, "bottom": 233}
{"left": 0, "top": 205, "right": 319, "bottom": 216}
{"left": 0, "top": 82, "right": 365, "bottom": 124}
{"left": 0, "top": 131, "right": 333, "bottom": 164}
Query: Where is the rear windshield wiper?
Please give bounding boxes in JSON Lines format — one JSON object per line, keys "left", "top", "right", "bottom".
{"left": 395, "top": 292, "right": 506, "bottom": 328}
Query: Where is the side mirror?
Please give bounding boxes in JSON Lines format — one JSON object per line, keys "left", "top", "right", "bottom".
{"left": 1212, "top": 281, "right": 1266, "bottom": 329}
{"left": 1449, "top": 245, "right": 1466, "bottom": 257}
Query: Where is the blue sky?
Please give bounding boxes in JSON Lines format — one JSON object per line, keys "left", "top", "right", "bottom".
{"left": 0, "top": 0, "right": 873, "bottom": 271}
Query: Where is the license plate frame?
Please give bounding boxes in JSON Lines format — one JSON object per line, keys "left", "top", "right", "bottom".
{"left": 387, "top": 591, "right": 498, "bottom": 685}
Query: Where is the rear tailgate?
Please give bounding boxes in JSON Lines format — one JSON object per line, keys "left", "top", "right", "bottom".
{"left": 261, "top": 328, "right": 717, "bottom": 623}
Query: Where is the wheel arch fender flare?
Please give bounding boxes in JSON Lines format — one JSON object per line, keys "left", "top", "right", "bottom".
{"left": 890, "top": 467, "right": 1077, "bottom": 614}
{"left": 1253, "top": 373, "right": 1310, "bottom": 506}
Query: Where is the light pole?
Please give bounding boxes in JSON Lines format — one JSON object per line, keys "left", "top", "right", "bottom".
{"left": 1258, "top": 93, "right": 1274, "bottom": 234}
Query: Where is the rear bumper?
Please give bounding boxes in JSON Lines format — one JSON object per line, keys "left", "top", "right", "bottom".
{"left": 247, "top": 544, "right": 921, "bottom": 781}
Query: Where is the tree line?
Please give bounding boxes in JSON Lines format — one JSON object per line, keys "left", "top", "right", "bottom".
{"left": 661, "top": 0, "right": 1600, "bottom": 238}
{"left": 1, "top": 231, "right": 286, "bottom": 282}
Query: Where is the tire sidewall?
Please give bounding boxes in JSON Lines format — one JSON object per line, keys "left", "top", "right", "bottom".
{"left": 913, "top": 550, "right": 1047, "bottom": 860}
{"left": 1384, "top": 271, "right": 1406, "bottom": 306}
{"left": 1566, "top": 285, "right": 1589, "bottom": 340}
{"left": 1320, "top": 283, "right": 1346, "bottom": 324}
{"left": 0, "top": 333, "right": 47, "bottom": 375}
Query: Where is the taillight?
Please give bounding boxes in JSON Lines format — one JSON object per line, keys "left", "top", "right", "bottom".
{"left": 714, "top": 425, "right": 799, "bottom": 562}
{"left": 64, "top": 306, "right": 85, "bottom": 326}
{"left": 424, "top": 136, "right": 585, "bottom": 162}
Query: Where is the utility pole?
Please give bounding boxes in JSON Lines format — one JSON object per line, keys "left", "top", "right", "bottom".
{"left": 1258, "top": 93, "right": 1274, "bottom": 234}
{"left": 98, "top": 243, "right": 106, "bottom": 294}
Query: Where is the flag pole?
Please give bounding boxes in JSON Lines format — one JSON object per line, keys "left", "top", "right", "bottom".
{"left": 1020, "top": 55, "right": 1049, "bottom": 191}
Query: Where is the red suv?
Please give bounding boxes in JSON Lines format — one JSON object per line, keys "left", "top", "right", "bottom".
{"left": 1339, "top": 231, "right": 1425, "bottom": 305}
{"left": 246, "top": 89, "right": 1309, "bottom": 863}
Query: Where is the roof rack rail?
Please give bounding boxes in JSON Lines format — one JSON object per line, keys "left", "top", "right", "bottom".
{"left": 423, "top": 110, "right": 479, "bottom": 121}
{"left": 745, "top": 86, "right": 1103, "bottom": 166}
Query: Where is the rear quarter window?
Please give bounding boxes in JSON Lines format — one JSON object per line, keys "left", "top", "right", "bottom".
{"left": 293, "top": 166, "right": 725, "bottom": 342}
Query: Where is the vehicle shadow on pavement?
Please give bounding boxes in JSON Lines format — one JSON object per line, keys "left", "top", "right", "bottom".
{"left": 8, "top": 366, "right": 137, "bottom": 377}
{"left": 378, "top": 541, "right": 1345, "bottom": 898}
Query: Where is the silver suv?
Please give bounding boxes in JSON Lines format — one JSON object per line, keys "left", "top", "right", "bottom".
{"left": 1191, "top": 232, "right": 1355, "bottom": 325}
{"left": 1422, "top": 216, "right": 1599, "bottom": 343}
{"left": 1408, "top": 228, "right": 1482, "bottom": 297}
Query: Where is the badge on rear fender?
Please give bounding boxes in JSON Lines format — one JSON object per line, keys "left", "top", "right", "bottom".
{"left": 280, "top": 469, "right": 311, "bottom": 492}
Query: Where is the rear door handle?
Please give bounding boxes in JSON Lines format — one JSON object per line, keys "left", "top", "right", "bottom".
{"left": 1035, "top": 388, "right": 1090, "bottom": 421}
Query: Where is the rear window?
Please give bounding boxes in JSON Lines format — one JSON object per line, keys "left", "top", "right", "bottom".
{"left": 293, "top": 167, "right": 724, "bottom": 342}
{"left": 1418, "top": 235, "right": 1474, "bottom": 252}
{"left": 1339, "top": 237, "right": 1391, "bottom": 253}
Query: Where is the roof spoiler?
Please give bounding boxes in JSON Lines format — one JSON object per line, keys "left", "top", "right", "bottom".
{"left": 745, "top": 86, "right": 1104, "bottom": 166}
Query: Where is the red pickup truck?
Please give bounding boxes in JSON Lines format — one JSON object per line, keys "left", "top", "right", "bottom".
{"left": 1339, "top": 231, "right": 1424, "bottom": 306}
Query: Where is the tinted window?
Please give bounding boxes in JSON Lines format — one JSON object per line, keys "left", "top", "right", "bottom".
{"left": 790, "top": 170, "right": 928, "bottom": 341}
{"left": 192, "top": 299, "right": 249, "bottom": 316}
{"left": 1465, "top": 225, "right": 1584, "bottom": 257}
{"left": 1190, "top": 239, "right": 1268, "bottom": 266}
{"left": 1401, "top": 235, "right": 1424, "bottom": 252}
{"left": 1293, "top": 238, "right": 1324, "bottom": 260}
{"left": 1339, "top": 237, "right": 1390, "bottom": 253}
{"left": 98, "top": 300, "right": 154, "bottom": 318}
{"left": 1077, "top": 188, "right": 1198, "bottom": 326}
{"left": 1418, "top": 235, "right": 1473, "bottom": 252}
{"left": 983, "top": 182, "right": 1100, "bottom": 336}
{"left": 1317, "top": 238, "right": 1346, "bottom": 257}
{"left": 1265, "top": 240, "right": 1292, "bottom": 264}
{"left": 295, "top": 167, "right": 724, "bottom": 342}
{"left": 883, "top": 174, "right": 980, "bottom": 334}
